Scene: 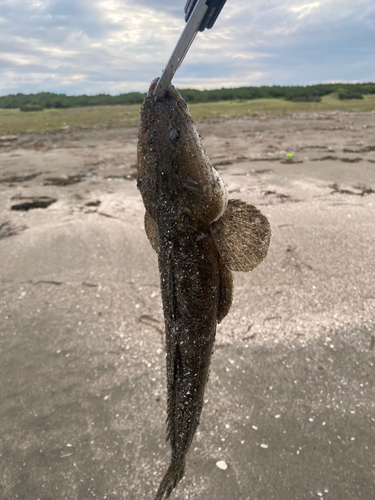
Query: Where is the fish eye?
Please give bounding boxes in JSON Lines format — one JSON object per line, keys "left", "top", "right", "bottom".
{"left": 169, "top": 128, "right": 179, "bottom": 144}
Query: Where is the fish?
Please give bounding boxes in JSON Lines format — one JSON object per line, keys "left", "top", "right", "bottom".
{"left": 137, "top": 78, "right": 271, "bottom": 499}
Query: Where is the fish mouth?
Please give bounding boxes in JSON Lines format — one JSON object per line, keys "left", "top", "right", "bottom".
{"left": 147, "top": 78, "right": 186, "bottom": 105}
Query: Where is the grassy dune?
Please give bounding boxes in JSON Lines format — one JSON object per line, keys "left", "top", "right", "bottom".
{"left": 0, "top": 105, "right": 141, "bottom": 135}
{"left": 1, "top": 94, "right": 374, "bottom": 135}
{"left": 191, "top": 94, "right": 375, "bottom": 119}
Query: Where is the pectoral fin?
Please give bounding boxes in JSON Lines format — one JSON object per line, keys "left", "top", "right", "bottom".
{"left": 210, "top": 199, "right": 271, "bottom": 272}
{"left": 144, "top": 211, "right": 159, "bottom": 253}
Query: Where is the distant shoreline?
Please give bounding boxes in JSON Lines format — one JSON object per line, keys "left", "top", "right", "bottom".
{"left": 1, "top": 95, "right": 375, "bottom": 136}
{"left": 1, "top": 83, "right": 375, "bottom": 112}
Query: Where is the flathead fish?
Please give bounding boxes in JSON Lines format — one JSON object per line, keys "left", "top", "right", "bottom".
{"left": 137, "top": 79, "right": 271, "bottom": 499}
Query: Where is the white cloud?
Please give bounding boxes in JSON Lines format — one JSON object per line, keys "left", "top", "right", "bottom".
{"left": 289, "top": 2, "right": 321, "bottom": 19}
{"left": 0, "top": 0, "right": 374, "bottom": 94}
{"left": 174, "top": 71, "right": 266, "bottom": 90}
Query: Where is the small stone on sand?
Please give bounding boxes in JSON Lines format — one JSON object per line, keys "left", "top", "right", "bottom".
{"left": 216, "top": 460, "right": 228, "bottom": 470}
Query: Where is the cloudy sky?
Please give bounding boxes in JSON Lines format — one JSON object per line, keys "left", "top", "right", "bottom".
{"left": 0, "top": 0, "right": 374, "bottom": 95}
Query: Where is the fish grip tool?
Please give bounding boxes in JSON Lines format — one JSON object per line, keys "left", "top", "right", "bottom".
{"left": 153, "top": 0, "right": 227, "bottom": 99}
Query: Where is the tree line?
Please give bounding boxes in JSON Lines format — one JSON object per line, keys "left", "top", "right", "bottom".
{"left": 1, "top": 83, "right": 374, "bottom": 111}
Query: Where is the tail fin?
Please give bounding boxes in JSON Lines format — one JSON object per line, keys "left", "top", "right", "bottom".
{"left": 154, "top": 459, "right": 185, "bottom": 500}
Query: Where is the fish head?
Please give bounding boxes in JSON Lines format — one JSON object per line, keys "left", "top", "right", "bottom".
{"left": 137, "top": 79, "right": 227, "bottom": 230}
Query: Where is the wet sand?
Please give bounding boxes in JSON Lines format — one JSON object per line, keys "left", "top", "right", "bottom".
{"left": 1, "top": 110, "right": 375, "bottom": 499}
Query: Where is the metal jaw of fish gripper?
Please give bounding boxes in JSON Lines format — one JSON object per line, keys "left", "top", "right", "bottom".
{"left": 153, "top": 0, "right": 227, "bottom": 99}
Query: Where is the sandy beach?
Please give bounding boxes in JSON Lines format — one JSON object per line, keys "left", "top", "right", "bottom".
{"left": 1, "top": 110, "right": 375, "bottom": 499}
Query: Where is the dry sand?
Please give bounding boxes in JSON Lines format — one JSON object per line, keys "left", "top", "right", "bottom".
{"left": 0, "top": 110, "right": 375, "bottom": 499}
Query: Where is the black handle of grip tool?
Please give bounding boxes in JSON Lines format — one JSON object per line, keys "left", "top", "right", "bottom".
{"left": 184, "top": 0, "right": 227, "bottom": 31}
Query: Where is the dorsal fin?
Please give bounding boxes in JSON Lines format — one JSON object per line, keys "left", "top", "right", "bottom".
{"left": 209, "top": 199, "right": 271, "bottom": 272}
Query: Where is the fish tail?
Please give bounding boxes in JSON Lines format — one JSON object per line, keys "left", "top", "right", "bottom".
{"left": 154, "top": 459, "right": 186, "bottom": 500}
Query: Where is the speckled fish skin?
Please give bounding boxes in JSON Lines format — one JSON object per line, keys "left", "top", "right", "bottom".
{"left": 137, "top": 79, "right": 232, "bottom": 500}
{"left": 137, "top": 79, "right": 271, "bottom": 499}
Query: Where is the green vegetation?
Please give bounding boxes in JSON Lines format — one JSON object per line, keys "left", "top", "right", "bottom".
{"left": 0, "top": 105, "right": 141, "bottom": 135}
{"left": 0, "top": 91, "right": 146, "bottom": 110}
{"left": 1, "top": 94, "right": 375, "bottom": 136}
{"left": 1, "top": 83, "right": 375, "bottom": 111}
{"left": 186, "top": 82, "right": 375, "bottom": 103}
{"left": 19, "top": 104, "right": 44, "bottom": 112}
{"left": 189, "top": 94, "right": 375, "bottom": 120}
{"left": 338, "top": 88, "right": 364, "bottom": 100}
